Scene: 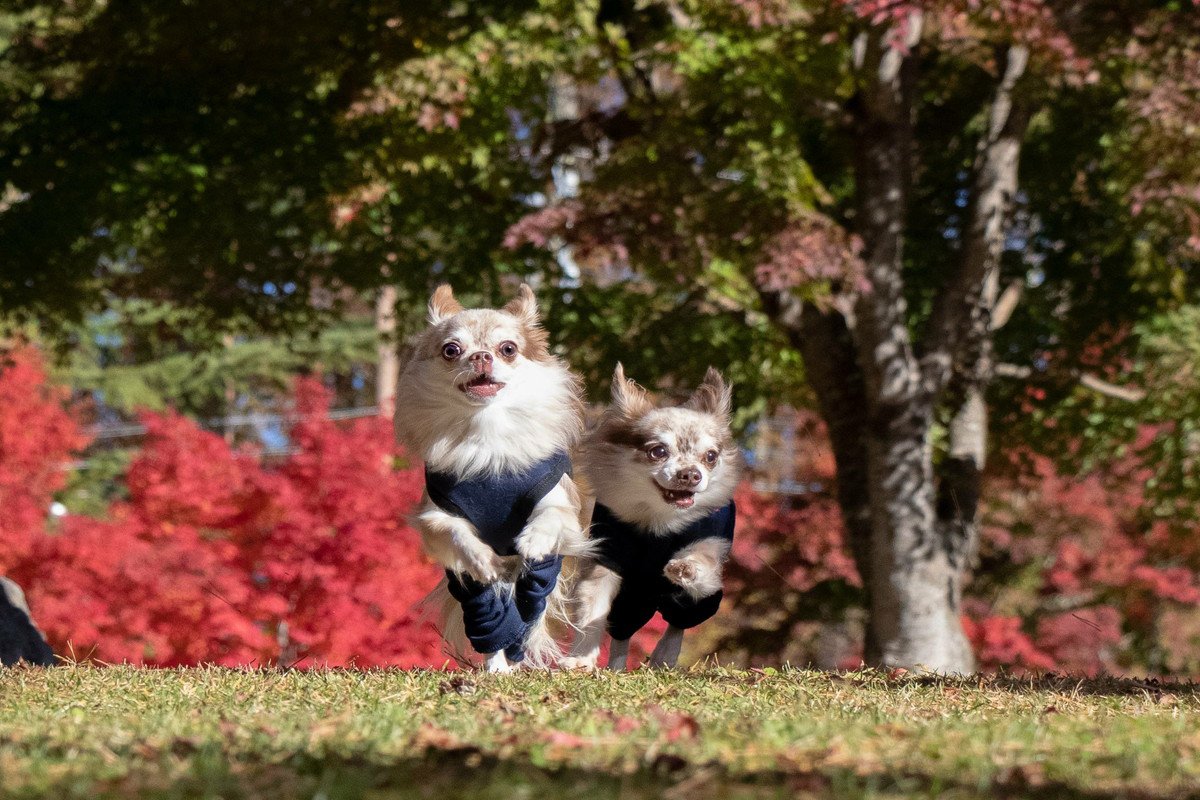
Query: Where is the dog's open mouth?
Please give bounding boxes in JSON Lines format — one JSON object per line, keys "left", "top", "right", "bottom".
{"left": 656, "top": 482, "right": 696, "bottom": 509}
{"left": 459, "top": 374, "right": 505, "bottom": 399}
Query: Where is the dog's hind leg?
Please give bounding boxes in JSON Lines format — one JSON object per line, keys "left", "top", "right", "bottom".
{"left": 607, "top": 638, "right": 631, "bottom": 670}
{"left": 648, "top": 625, "right": 685, "bottom": 668}
{"left": 561, "top": 563, "right": 620, "bottom": 669}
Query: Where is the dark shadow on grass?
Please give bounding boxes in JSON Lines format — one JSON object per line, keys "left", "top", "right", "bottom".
{"left": 18, "top": 748, "right": 1200, "bottom": 800}
{"left": 903, "top": 672, "right": 1200, "bottom": 698}
{"left": 688, "top": 668, "right": 1200, "bottom": 699}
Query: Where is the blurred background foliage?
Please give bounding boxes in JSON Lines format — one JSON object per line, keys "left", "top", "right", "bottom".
{"left": 2, "top": 0, "right": 1200, "bottom": 672}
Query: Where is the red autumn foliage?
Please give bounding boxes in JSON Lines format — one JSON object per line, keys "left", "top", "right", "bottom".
{"left": 729, "top": 485, "right": 860, "bottom": 595}
{"left": 973, "top": 449, "right": 1200, "bottom": 675}
{"left": 0, "top": 347, "right": 88, "bottom": 573}
{"left": 962, "top": 614, "right": 1056, "bottom": 672}
{"left": 1034, "top": 607, "right": 1124, "bottom": 676}
{"left": 248, "top": 379, "right": 441, "bottom": 666}
{"left": 1, "top": 349, "right": 442, "bottom": 667}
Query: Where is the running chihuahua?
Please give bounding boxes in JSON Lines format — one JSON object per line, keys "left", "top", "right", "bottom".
{"left": 565, "top": 365, "right": 742, "bottom": 669}
{"left": 396, "top": 284, "right": 587, "bottom": 672}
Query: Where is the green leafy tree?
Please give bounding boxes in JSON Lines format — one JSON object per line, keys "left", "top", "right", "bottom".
{"left": 0, "top": 1, "right": 533, "bottom": 324}
{"left": 58, "top": 297, "right": 378, "bottom": 418}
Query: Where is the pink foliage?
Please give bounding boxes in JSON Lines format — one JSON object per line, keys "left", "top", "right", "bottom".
{"left": 734, "top": 1, "right": 1087, "bottom": 71}
{"left": 1123, "top": 20, "right": 1200, "bottom": 255}
{"left": 753, "top": 216, "right": 868, "bottom": 297}
{"left": 728, "top": 484, "right": 860, "bottom": 594}
{"left": 1034, "top": 607, "right": 1122, "bottom": 676}
{"left": 504, "top": 199, "right": 634, "bottom": 271}
{"left": 977, "top": 447, "right": 1200, "bottom": 674}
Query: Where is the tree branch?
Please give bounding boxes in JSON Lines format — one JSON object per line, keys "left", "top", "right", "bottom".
{"left": 1079, "top": 373, "right": 1146, "bottom": 403}
{"left": 994, "top": 363, "right": 1147, "bottom": 402}
{"left": 991, "top": 280, "right": 1024, "bottom": 330}
{"left": 921, "top": 44, "right": 1034, "bottom": 395}
{"left": 849, "top": 10, "right": 925, "bottom": 413}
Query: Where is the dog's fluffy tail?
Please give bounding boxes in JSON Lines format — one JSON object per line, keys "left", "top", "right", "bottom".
{"left": 420, "top": 577, "right": 473, "bottom": 666}
{"left": 519, "top": 613, "right": 560, "bottom": 669}
{"left": 558, "top": 519, "right": 598, "bottom": 561}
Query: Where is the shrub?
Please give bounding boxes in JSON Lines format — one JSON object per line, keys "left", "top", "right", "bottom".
{"left": 2, "top": 348, "right": 441, "bottom": 667}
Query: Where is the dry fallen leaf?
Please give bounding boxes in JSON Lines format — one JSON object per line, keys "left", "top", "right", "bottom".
{"left": 595, "top": 708, "right": 642, "bottom": 733}
{"left": 996, "top": 763, "right": 1047, "bottom": 790}
{"left": 541, "top": 729, "right": 589, "bottom": 748}
{"left": 438, "top": 677, "right": 477, "bottom": 696}
{"left": 412, "top": 723, "right": 467, "bottom": 751}
{"left": 647, "top": 704, "right": 700, "bottom": 742}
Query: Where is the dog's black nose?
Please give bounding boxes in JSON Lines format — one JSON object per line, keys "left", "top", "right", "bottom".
{"left": 468, "top": 351, "right": 493, "bottom": 372}
{"left": 678, "top": 466, "right": 702, "bottom": 487}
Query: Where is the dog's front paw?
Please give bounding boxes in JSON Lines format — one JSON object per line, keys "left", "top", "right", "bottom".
{"left": 456, "top": 541, "right": 506, "bottom": 584}
{"left": 515, "top": 524, "right": 559, "bottom": 561}
{"left": 558, "top": 655, "right": 599, "bottom": 671}
{"left": 664, "top": 556, "right": 699, "bottom": 588}
{"left": 483, "top": 651, "right": 514, "bottom": 673}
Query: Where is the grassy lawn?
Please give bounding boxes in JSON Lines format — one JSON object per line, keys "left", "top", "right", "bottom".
{"left": 1, "top": 666, "right": 1198, "bottom": 799}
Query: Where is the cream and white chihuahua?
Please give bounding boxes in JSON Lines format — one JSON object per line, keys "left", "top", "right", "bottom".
{"left": 396, "top": 284, "right": 587, "bottom": 672}
{"left": 565, "top": 365, "right": 742, "bottom": 669}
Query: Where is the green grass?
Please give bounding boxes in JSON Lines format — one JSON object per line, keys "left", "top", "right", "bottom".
{"left": 1, "top": 666, "right": 1199, "bottom": 799}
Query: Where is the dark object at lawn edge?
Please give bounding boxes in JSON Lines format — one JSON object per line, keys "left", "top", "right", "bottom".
{"left": 0, "top": 577, "right": 55, "bottom": 666}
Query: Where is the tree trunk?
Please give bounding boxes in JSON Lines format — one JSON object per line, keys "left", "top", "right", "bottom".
{"left": 922, "top": 45, "right": 1032, "bottom": 391}
{"left": 758, "top": 31, "right": 1032, "bottom": 672}
{"left": 222, "top": 332, "right": 237, "bottom": 444}
{"left": 842, "top": 13, "right": 975, "bottom": 673}
{"left": 759, "top": 289, "right": 877, "bottom": 651}
{"left": 375, "top": 284, "right": 399, "bottom": 418}
{"left": 937, "top": 380, "right": 986, "bottom": 575}
{"left": 928, "top": 44, "right": 1034, "bottom": 632}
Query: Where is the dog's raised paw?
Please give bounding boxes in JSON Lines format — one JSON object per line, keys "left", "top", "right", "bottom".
{"left": 664, "top": 557, "right": 698, "bottom": 586}
{"left": 458, "top": 543, "right": 506, "bottom": 584}
{"left": 515, "top": 524, "right": 559, "bottom": 561}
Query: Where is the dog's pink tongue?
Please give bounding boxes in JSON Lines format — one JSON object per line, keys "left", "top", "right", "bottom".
{"left": 673, "top": 495, "right": 695, "bottom": 508}
{"left": 465, "top": 381, "right": 503, "bottom": 398}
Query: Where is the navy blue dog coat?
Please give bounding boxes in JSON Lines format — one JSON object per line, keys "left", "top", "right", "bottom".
{"left": 426, "top": 451, "right": 571, "bottom": 661}
{"left": 590, "top": 501, "right": 736, "bottom": 642}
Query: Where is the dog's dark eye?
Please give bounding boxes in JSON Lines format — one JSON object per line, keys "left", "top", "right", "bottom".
{"left": 497, "top": 341, "right": 518, "bottom": 359}
{"left": 647, "top": 444, "right": 668, "bottom": 461}
{"left": 441, "top": 342, "right": 462, "bottom": 361}
{"left": 705, "top": 449, "right": 719, "bottom": 465}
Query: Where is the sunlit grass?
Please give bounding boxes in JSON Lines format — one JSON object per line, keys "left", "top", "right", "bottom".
{"left": 1, "top": 666, "right": 1197, "bottom": 799}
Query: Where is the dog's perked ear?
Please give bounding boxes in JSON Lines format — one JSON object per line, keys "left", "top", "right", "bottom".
{"left": 684, "top": 367, "right": 732, "bottom": 419}
{"left": 502, "top": 283, "right": 539, "bottom": 325}
{"left": 610, "top": 362, "right": 652, "bottom": 419}
{"left": 428, "top": 284, "right": 463, "bottom": 324}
